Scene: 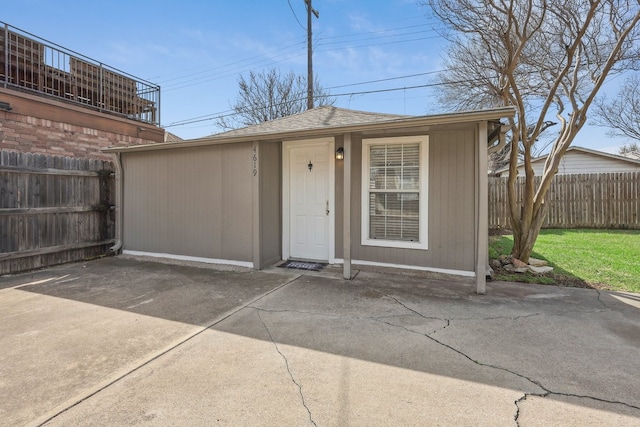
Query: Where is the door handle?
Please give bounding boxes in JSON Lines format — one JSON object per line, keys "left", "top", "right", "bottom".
{"left": 326, "top": 200, "right": 330, "bottom": 216}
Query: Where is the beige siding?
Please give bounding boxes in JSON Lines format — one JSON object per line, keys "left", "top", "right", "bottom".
{"left": 348, "top": 128, "right": 477, "bottom": 273}
{"left": 259, "top": 141, "right": 282, "bottom": 267}
{"left": 517, "top": 151, "right": 640, "bottom": 175}
{"left": 122, "top": 143, "right": 253, "bottom": 262}
{"left": 120, "top": 125, "right": 479, "bottom": 273}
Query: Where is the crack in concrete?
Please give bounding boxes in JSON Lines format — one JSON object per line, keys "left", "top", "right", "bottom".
{"left": 375, "top": 305, "right": 539, "bottom": 377}
{"left": 256, "top": 310, "right": 317, "bottom": 427}
{"left": 375, "top": 290, "right": 542, "bottom": 331}
{"left": 514, "top": 391, "right": 640, "bottom": 425}
{"left": 372, "top": 313, "right": 450, "bottom": 334}
{"left": 478, "top": 313, "right": 541, "bottom": 321}
{"left": 373, "top": 314, "right": 546, "bottom": 388}
{"left": 595, "top": 289, "right": 610, "bottom": 310}
{"left": 248, "top": 306, "right": 345, "bottom": 319}
{"left": 547, "top": 391, "right": 640, "bottom": 410}
{"left": 372, "top": 312, "right": 550, "bottom": 426}
{"left": 248, "top": 284, "right": 637, "bottom": 424}
{"left": 31, "top": 275, "right": 300, "bottom": 427}
{"left": 377, "top": 291, "right": 449, "bottom": 322}
{"left": 376, "top": 290, "right": 640, "bottom": 423}
{"left": 514, "top": 393, "right": 528, "bottom": 426}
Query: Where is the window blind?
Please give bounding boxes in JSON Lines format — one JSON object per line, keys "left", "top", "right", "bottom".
{"left": 368, "top": 143, "right": 420, "bottom": 241}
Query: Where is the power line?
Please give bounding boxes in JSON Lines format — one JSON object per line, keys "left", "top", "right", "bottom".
{"left": 287, "top": 0, "right": 306, "bottom": 31}
{"left": 155, "top": 40, "right": 305, "bottom": 86}
{"left": 164, "top": 79, "right": 464, "bottom": 128}
{"left": 317, "top": 35, "right": 442, "bottom": 52}
{"left": 318, "top": 30, "right": 436, "bottom": 46}
{"left": 151, "top": 21, "right": 444, "bottom": 91}
{"left": 158, "top": 16, "right": 640, "bottom": 129}
{"left": 161, "top": 50, "right": 307, "bottom": 92}
{"left": 158, "top": 42, "right": 306, "bottom": 91}
{"left": 165, "top": 51, "right": 640, "bottom": 129}
{"left": 155, "top": 27, "right": 640, "bottom": 93}
{"left": 159, "top": 34, "right": 433, "bottom": 92}
{"left": 320, "top": 23, "right": 431, "bottom": 40}
{"left": 325, "top": 70, "right": 441, "bottom": 90}
{"left": 148, "top": 9, "right": 640, "bottom": 95}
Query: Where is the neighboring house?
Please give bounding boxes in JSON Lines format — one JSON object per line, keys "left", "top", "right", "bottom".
{"left": 0, "top": 22, "right": 164, "bottom": 160}
{"left": 105, "top": 106, "right": 514, "bottom": 294}
{"left": 494, "top": 146, "right": 640, "bottom": 177}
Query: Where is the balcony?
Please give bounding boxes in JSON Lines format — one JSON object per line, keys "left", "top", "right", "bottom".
{"left": 0, "top": 22, "right": 160, "bottom": 126}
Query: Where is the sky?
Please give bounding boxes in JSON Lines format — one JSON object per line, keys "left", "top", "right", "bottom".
{"left": 1, "top": 0, "right": 632, "bottom": 153}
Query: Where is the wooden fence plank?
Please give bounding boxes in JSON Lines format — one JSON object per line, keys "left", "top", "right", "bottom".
{"left": 0, "top": 164, "right": 111, "bottom": 176}
{"left": 0, "top": 206, "right": 110, "bottom": 215}
{"left": 0, "top": 150, "right": 115, "bottom": 274}
{"left": 0, "top": 240, "right": 116, "bottom": 261}
{"left": 489, "top": 172, "right": 640, "bottom": 229}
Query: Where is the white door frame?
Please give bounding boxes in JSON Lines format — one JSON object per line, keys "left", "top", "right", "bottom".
{"left": 282, "top": 137, "right": 335, "bottom": 263}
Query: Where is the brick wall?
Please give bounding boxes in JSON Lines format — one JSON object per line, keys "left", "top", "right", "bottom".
{"left": 0, "top": 88, "right": 165, "bottom": 161}
{"left": 0, "top": 113, "right": 156, "bottom": 161}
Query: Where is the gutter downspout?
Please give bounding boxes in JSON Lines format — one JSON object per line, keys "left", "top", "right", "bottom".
{"left": 110, "top": 152, "right": 123, "bottom": 253}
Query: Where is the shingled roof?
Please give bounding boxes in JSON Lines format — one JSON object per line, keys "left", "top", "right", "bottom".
{"left": 213, "top": 106, "right": 409, "bottom": 138}
{"left": 104, "top": 106, "right": 516, "bottom": 153}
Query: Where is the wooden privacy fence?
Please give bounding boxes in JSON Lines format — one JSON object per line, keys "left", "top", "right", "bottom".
{"left": 489, "top": 172, "right": 640, "bottom": 229}
{"left": 0, "top": 150, "right": 115, "bottom": 275}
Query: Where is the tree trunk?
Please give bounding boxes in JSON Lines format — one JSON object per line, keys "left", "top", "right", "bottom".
{"left": 510, "top": 201, "right": 549, "bottom": 262}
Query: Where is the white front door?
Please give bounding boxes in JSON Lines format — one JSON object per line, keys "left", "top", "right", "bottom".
{"left": 283, "top": 138, "right": 334, "bottom": 262}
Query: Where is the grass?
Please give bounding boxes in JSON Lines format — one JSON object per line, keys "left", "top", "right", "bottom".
{"left": 489, "top": 229, "right": 640, "bottom": 293}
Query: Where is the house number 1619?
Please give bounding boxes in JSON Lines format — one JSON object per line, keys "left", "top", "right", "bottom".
{"left": 252, "top": 145, "right": 258, "bottom": 176}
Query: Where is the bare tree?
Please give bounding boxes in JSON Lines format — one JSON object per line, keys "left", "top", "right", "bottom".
{"left": 489, "top": 121, "right": 557, "bottom": 174}
{"left": 592, "top": 75, "right": 640, "bottom": 141}
{"left": 619, "top": 141, "right": 640, "bottom": 158}
{"left": 423, "top": 0, "right": 640, "bottom": 262}
{"left": 217, "top": 68, "right": 335, "bottom": 130}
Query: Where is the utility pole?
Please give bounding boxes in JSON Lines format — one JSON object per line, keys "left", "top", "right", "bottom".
{"left": 305, "top": 0, "right": 319, "bottom": 110}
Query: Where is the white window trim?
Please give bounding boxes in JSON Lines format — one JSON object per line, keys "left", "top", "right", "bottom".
{"left": 361, "top": 135, "right": 429, "bottom": 250}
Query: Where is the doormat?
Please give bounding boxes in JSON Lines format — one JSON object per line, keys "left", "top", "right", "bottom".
{"left": 278, "top": 260, "right": 327, "bottom": 271}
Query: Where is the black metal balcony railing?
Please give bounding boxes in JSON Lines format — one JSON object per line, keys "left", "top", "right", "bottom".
{"left": 1, "top": 22, "right": 160, "bottom": 126}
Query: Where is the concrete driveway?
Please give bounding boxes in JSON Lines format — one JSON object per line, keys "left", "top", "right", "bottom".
{"left": 1, "top": 256, "right": 639, "bottom": 426}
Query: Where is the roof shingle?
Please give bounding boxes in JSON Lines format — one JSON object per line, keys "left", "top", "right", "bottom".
{"left": 212, "top": 106, "right": 409, "bottom": 138}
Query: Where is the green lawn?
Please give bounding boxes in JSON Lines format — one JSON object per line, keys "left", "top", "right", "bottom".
{"left": 489, "top": 229, "right": 640, "bottom": 293}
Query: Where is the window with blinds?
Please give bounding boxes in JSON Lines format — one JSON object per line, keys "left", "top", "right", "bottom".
{"left": 362, "top": 136, "right": 429, "bottom": 249}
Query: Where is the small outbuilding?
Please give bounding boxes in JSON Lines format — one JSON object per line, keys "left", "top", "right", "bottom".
{"left": 105, "top": 106, "right": 514, "bottom": 293}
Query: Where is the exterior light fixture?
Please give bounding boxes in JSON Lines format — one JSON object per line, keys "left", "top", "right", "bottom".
{"left": 335, "top": 147, "right": 344, "bottom": 160}
{"left": 0, "top": 101, "right": 11, "bottom": 111}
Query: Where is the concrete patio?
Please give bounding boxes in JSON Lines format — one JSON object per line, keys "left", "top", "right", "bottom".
{"left": 0, "top": 256, "right": 638, "bottom": 426}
